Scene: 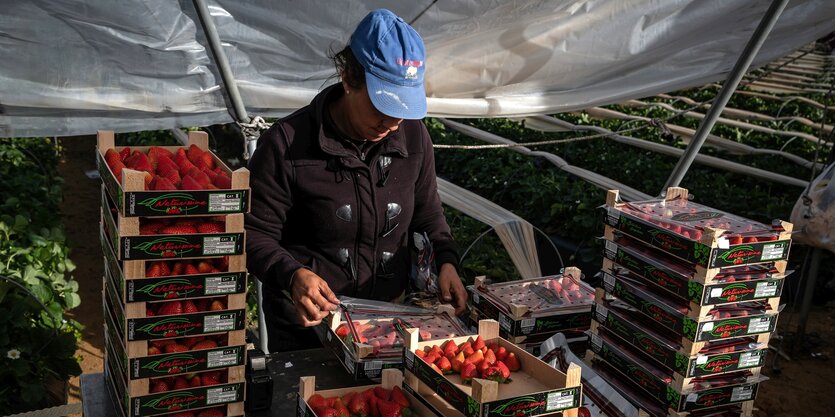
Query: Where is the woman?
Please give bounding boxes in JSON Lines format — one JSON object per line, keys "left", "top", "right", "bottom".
{"left": 246, "top": 9, "right": 467, "bottom": 352}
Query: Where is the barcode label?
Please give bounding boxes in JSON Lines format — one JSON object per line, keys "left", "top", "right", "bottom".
{"left": 521, "top": 318, "right": 536, "bottom": 333}
{"left": 731, "top": 385, "right": 755, "bottom": 402}
{"left": 204, "top": 314, "right": 236, "bottom": 332}
{"left": 739, "top": 351, "right": 762, "bottom": 368}
{"left": 595, "top": 304, "right": 609, "bottom": 321}
{"left": 499, "top": 314, "right": 512, "bottom": 332}
{"left": 206, "top": 386, "right": 238, "bottom": 405}
{"left": 205, "top": 275, "right": 239, "bottom": 295}
{"left": 547, "top": 391, "right": 576, "bottom": 411}
{"left": 203, "top": 236, "right": 237, "bottom": 255}
{"left": 209, "top": 193, "right": 242, "bottom": 212}
{"left": 365, "top": 361, "right": 382, "bottom": 371}
{"left": 761, "top": 243, "right": 786, "bottom": 260}
{"left": 754, "top": 282, "right": 778, "bottom": 298}
{"left": 605, "top": 239, "right": 617, "bottom": 256}
{"left": 207, "top": 349, "right": 240, "bottom": 368}
{"left": 747, "top": 317, "right": 771, "bottom": 334}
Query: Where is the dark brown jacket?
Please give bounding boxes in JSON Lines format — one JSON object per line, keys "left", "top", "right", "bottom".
{"left": 245, "top": 85, "right": 458, "bottom": 327}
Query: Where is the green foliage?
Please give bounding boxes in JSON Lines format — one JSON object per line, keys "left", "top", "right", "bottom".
{"left": 431, "top": 84, "right": 834, "bottom": 282}
{"left": 0, "top": 138, "right": 81, "bottom": 414}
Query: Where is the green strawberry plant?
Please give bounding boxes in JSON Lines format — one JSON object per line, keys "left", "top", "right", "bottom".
{"left": 0, "top": 138, "right": 81, "bottom": 414}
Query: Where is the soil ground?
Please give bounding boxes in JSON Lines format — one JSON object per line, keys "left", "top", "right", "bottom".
{"left": 57, "top": 135, "right": 834, "bottom": 416}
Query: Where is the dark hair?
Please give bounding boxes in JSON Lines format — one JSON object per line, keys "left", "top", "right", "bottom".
{"left": 329, "top": 46, "right": 365, "bottom": 89}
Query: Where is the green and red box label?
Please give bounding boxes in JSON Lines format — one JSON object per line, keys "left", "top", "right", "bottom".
{"left": 127, "top": 310, "right": 245, "bottom": 341}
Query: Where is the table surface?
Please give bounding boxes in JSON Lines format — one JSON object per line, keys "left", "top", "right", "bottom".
{"left": 81, "top": 347, "right": 371, "bottom": 417}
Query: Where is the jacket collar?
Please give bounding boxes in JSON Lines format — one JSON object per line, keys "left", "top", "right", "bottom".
{"left": 313, "top": 84, "right": 409, "bottom": 159}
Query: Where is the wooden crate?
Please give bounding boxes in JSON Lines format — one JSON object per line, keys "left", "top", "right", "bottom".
{"left": 97, "top": 130, "right": 250, "bottom": 217}
{"left": 592, "top": 301, "right": 770, "bottom": 377}
{"left": 601, "top": 231, "right": 787, "bottom": 305}
{"left": 297, "top": 369, "right": 440, "bottom": 417}
{"left": 601, "top": 188, "right": 792, "bottom": 269}
{"left": 403, "top": 319, "right": 582, "bottom": 417}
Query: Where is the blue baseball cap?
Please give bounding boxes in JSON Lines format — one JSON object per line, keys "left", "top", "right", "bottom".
{"left": 350, "top": 9, "right": 427, "bottom": 120}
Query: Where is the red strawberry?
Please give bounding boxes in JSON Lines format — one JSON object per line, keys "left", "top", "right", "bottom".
{"left": 495, "top": 346, "right": 508, "bottom": 362}
{"left": 180, "top": 174, "right": 203, "bottom": 190}
{"left": 210, "top": 299, "right": 226, "bottom": 311}
{"left": 333, "top": 399, "right": 350, "bottom": 417}
{"left": 195, "top": 408, "right": 225, "bottom": 417}
{"left": 119, "top": 146, "right": 131, "bottom": 161}
{"left": 159, "top": 225, "right": 198, "bottom": 235}
{"left": 105, "top": 148, "right": 123, "bottom": 165}
{"left": 313, "top": 407, "right": 338, "bottom": 417}
{"left": 148, "top": 146, "right": 174, "bottom": 165}
{"left": 496, "top": 360, "right": 511, "bottom": 380}
{"left": 505, "top": 352, "right": 521, "bottom": 371}
{"left": 188, "top": 144, "right": 215, "bottom": 170}
{"left": 175, "top": 148, "right": 198, "bottom": 175}
{"left": 190, "top": 339, "right": 218, "bottom": 351}
{"left": 460, "top": 362, "right": 478, "bottom": 383}
{"left": 167, "top": 412, "right": 194, "bottom": 417}
{"left": 212, "top": 173, "right": 232, "bottom": 189}
{"left": 484, "top": 349, "right": 496, "bottom": 366}
{"left": 164, "top": 344, "right": 189, "bottom": 353}
{"left": 147, "top": 345, "right": 162, "bottom": 356}
{"left": 196, "top": 261, "right": 214, "bottom": 273}
{"left": 335, "top": 324, "right": 350, "bottom": 338}
{"left": 201, "top": 370, "right": 222, "bottom": 386}
{"left": 189, "top": 375, "right": 202, "bottom": 387}
{"left": 150, "top": 379, "right": 169, "bottom": 393}
{"left": 376, "top": 399, "right": 401, "bottom": 417}
{"left": 157, "top": 300, "right": 183, "bottom": 316}
{"left": 146, "top": 263, "right": 164, "bottom": 277}
{"left": 140, "top": 221, "right": 165, "bottom": 235}
{"left": 389, "top": 386, "right": 410, "bottom": 409}
{"left": 308, "top": 394, "right": 327, "bottom": 409}
{"left": 172, "top": 262, "right": 185, "bottom": 275}
{"left": 197, "top": 222, "right": 224, "bottom": 234}
{"left": 125, "top": 151, "right": 153, "bottom": 173}
{"left": 435, "top": 356, "right": 452, "bottom": 374}
{"left": 482, "top": 366, "right": 505, "bottom": 382}
{"left": 473, "top": 335, "right": 486, "bottom": 350}
{"left": 173, "top": 377, "right": 189, "bottom": 390}
{"left": 152, "top": 175, "right": 178, "bottom": 190}
{"left": 187, "top": 167, "right": 212, "bottom": 188}
{"left": 157, "top": 261, "right": 172, "bottom": 276}
{"left": 185, "top": 264, "right": 200, "bottom": 275}
{"left": 183, "top": 300, "right": 199, "bottom": 313}
{"left": 348, "top": 393, "right": 369, "bottom": 417}
{"left": 108, "top": 159, "right": 126, "bottom": 181}
{"left": 373, "top": 387, "right": 391, "bottom": 401}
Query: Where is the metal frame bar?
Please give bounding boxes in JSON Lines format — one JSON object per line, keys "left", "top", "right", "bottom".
{"left": 662, "top": 0, "right": 791, "bottom": 191}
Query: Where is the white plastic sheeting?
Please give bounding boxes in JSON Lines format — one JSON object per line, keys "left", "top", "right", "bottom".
{"left": 1, "top": 0, "right": 834, "bottom": 137}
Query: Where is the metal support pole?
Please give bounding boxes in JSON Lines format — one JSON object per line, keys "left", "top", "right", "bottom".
{"left": 662, "top": 0, "right": 790, "bottom": 191}
{"left": 193, "top": 0, "right": 251, "bottom": 124}
{"left": 795, "top": 247, "right": 822, "bottom": 352}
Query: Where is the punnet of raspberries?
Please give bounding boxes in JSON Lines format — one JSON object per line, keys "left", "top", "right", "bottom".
{"left": 104, "top": 144, "right": 232, "bottom": 190}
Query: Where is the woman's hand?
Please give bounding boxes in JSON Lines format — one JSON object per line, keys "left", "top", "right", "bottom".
{"left": 290, "top": 268, "right": 340, "bottom": 326}
{"left": 437, "top": 263, "right": 467, "bottom": 315}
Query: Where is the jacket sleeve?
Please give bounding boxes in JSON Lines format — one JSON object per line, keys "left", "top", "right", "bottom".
{"left": 245, "top": 125, "right": 305, "bottom": 292}
{"left": 409, "top": 123, "right": 461, "bottom": 271}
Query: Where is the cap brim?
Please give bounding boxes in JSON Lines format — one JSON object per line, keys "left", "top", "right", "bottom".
{"left": 365, "top": 71, "right": 427, "bottom": 120}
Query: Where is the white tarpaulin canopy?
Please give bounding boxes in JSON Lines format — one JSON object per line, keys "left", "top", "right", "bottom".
{"left": 1, "top": 0, "right": 834, "bottom": 138}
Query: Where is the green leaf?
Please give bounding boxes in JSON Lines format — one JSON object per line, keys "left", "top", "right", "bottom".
{"left": 63, "top": 292, "right": 81, "bottom": 309}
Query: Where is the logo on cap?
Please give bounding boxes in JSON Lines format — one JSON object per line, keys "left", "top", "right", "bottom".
{"left": 405, "top": 66, "right": 418, "bottom": 80}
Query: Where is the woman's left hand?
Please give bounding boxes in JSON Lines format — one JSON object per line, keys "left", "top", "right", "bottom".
{"left": 438, "top": 263, "right": 467, "bottom": 315}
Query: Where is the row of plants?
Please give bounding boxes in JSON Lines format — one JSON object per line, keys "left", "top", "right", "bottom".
{"left": 0, "top": 138, "right": 82, "bottom": 414}
{"left": 431, "top": 81, "right": 834, "bottom": 285}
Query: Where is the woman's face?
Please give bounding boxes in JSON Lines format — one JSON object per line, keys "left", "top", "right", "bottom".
{"left": 343, "top": 82, "right": 404, "bottom": 142}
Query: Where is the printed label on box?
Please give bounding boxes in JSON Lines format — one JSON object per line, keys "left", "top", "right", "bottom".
{"left": 761, "top": 242, "right": 787, "bottom": 260}
{"left": 204, "top": 275, "right": 241, "bottom": 295}
{"left": 202, "top": 236, "right": 238, "bottom": 256}
{"left": 208, "top": 193, "right": 243, "bottom": 212}
{"left": 739, "top": 351, "right": 764, "bottom": 368}
{"left": 747, "top": 317, "right": 771, "bottom": 334}
{"left": 207, "top": 349, "right": 241, "bottom": 368}
{"left": 547, "top": 391, "right": 576, "bottom": 411}
{"left": 754, "top": 281, "right": 778, "bottom": 298}
{"left": 731, "top": 385, "right": 755, "bottom": 402}
{"left": 206, "top": 385, "right": 240, "bottom": 405}
{"left": 204, "top": 313, "right": 237, "bottom": 332}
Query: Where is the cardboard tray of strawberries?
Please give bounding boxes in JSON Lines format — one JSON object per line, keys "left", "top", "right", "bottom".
{"left": 590, "top": 359, "right": 755, "bottom": 417}
{"left": 601, "top": 232, "right": 786, "bottom": 306}
{"left": 323, "top": 306, "right": 470, "bottom": 360}
{"left": 297, "top": 369, "right": 440, "bottom": 417}
{"left": 586, "top": 328, "right": 765, "bottom": 408}
{"left": 598, "top": 273, "right": 779, "bottom": 343}
{"left": 592, "top": 300, "right": 769, "bottom": 377}
{"left": 102, "top": 225, "right": 247, "bottom": 320}
{"left": 97, "top": 130, "right": 251, "bottom": 217}
{"left": 403, "top": 319, "right": 582, "bottom": 417}
{"left": 467, "top": 267, "right": 594, "bottom": 338}
{"left": 101, "top": 188, "right": 245, "bottom": 261}
{"left": 601, "top": 188, "right": 792, "bottom": 269}
{"left": 104, "top": 344, "right": 245, "bottom": 417}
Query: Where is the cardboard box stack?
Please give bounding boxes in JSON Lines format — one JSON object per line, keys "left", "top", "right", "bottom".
{"left": 466, "top": 267, "right": 595, "bottom": 356}
{"left": 97, "top": 130, "right": 251, "bottom": 417}
{"left": 587, "top": 187, "right": 792, "bottom": 417}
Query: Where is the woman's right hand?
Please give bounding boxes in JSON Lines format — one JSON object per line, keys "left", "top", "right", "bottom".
{"left": 290, "top": 268, "right": 341, "bottom": 326}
